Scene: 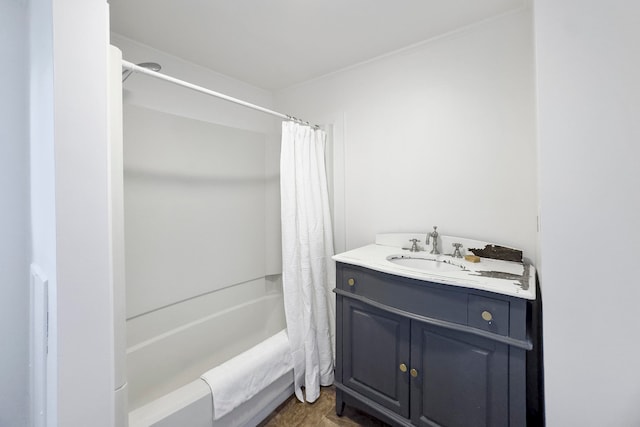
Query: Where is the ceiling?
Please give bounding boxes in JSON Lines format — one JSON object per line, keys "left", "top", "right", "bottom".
{"left": 109, "top": 0, "right": 528, "bottom": 91}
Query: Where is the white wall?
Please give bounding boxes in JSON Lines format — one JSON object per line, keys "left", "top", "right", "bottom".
{"left": 535, "top": 1, "right": 640, "bottom": 425}
{"left": 29, "top": 0, "right": 116, "bottom": 425}
{"left": 112, "top": 36, "right": 286, "bottom": 409}
{"left": 0, "top": 1, "right": 30, "bottom": 426}
{"left": 276, "top": 9, "right": 538, "bottom": 263}
{"left": 52, "top": 2, "right": 115, "bottom": 423}
{"left": 28, "top": 0, "right": 58, "bottom": 423}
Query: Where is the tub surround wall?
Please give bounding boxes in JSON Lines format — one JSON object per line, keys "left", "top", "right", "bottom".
{"left": 275, "top": 8, "right": 537, "bottom": 264}
{"left": 123, "top": 105, "right": 286, "bottom": 407}
{"left": 124, "top": 105, "right": 268, "bottom": 316}
{"left": 112, "top": 33, "right": 283, "bottom": 276}
{"left": 113, "top": 35, "right": 285, "bottom": 409}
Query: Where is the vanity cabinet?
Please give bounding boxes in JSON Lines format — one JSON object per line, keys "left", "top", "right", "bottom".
{"left": 335, "top": 262, "right": 534, "bottom": 427}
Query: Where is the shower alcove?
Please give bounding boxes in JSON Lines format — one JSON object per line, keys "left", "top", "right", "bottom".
{"left": 111, "top": 38, "right": 291, "bottom": 422}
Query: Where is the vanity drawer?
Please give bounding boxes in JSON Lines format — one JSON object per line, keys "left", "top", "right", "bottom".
{"left": 339, "top": 265, "right": 468, "bottom": 325}
{"left": 467, "top": 295, "right": 510, "bottom": 336}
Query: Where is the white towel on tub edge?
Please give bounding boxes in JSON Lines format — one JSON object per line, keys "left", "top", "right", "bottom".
{"left": 200, "top": 329, "right": 293, "bottom": 420}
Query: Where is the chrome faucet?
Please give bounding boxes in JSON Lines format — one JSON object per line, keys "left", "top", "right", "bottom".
{"left": 426, "top": 226, "right": 440, "bottom": 254}
{"left": 452, "top": 243, "right": 463, "bottom": 258}
{"left": 408, "top": 238, "right": 421, "bottom": 252}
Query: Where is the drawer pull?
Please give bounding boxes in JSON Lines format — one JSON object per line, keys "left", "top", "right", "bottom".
{"left": 399, "top": 363, "right": 407, "bottom": 372}
{"left": 481, "top": 310, "right": 493, "bottom": 322}
{"left": 347, "top": 278, "right": 356, "bottom": 286}
{"left": 410, "top": 368, "right": 418, "bottom": 378}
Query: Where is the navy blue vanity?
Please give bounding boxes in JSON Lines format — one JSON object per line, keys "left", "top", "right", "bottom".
{"left": 333, "top": 233, "right": 542, "bottom": 427}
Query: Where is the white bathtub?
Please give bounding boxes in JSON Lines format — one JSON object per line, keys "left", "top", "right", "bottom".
{"left": 129, "top": 326, "right": 294, "bottom": 427}
{"left": 129, "top": 368, "right": 293, "bottom": 427}
{"left": 126, "top": 275, "right": 290, "bottom": 426}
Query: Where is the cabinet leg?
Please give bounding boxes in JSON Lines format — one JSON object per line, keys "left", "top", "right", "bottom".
{"left": 335, "top": 389, "right": 345, "bottom": 416}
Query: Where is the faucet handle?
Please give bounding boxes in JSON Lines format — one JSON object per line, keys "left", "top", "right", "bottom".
{"left": 452, "top": 243, "right": 463, "bottom": 258}
{"left": 408, "top": 238, "right": 421, "bottom": 252}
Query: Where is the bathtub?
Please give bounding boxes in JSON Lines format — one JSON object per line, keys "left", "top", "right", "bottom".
{"left": 129, "top": 334, "right": 294, "bottom": 427}
{"left": 126, "top": 275, "right": 290, "bottom": 426}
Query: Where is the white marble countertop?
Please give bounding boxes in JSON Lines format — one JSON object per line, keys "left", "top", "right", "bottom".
{"left": 332, "top": 233, "right": 536, "bottom": 300}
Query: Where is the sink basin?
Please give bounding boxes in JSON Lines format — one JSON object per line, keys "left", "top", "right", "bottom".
{"left": 387, "top": 255, "right": 466, "bottom": 273}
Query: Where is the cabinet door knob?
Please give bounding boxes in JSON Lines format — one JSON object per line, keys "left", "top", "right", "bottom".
{"left": 481, "top": 310, "right": 493, "bottom": 322}
{"left": 399, "top": 363, "right": 407, "bottom": 372}
{"left": 347, "top": 278, "right": 355, "bottom": 286}
{"left": 410, "top": 368, "right": 418, "bottom": 378}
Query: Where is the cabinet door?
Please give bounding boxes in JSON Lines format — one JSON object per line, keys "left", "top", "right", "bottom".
{"left": 342, "top": 299, "right": 410, "bottom": 417}
{"left": 410, "top": 322, "right": 509, "bottom": 427}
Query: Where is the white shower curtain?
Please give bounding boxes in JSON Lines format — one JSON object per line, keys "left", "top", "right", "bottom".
{"left": 280, "top": 121, "right": 336, "bottom": 403}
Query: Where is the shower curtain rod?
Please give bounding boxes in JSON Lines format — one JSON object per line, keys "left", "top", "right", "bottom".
{"left": 121, "top": 60, "right": 319, "bottom": 129}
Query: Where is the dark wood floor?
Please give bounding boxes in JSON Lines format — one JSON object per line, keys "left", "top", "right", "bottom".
{"left": 259, "top": 386, "right": 390, "bottom": 427}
